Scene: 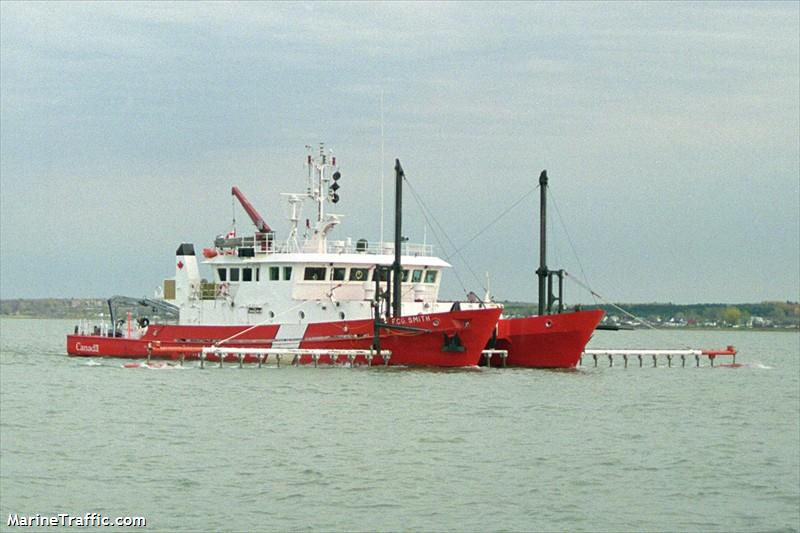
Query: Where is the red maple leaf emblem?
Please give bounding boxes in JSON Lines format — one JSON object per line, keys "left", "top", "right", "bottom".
{"left": 177, "top": 261, "right": 184, "bottom": 269}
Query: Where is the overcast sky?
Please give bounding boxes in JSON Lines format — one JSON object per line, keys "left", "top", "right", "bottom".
{"left": 1, "top": 1, "right": 798, "bottom": 304}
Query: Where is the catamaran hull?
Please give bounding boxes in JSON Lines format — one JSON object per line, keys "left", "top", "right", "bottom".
{"left": 490, "top": 309, "right": 604, "bottom": 368}
{"left": 67, "top": 308, "right": 502, "bottom": 368}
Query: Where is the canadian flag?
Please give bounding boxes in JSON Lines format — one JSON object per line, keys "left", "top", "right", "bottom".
{"left": 226, "top": 229, "right": 236, "bottom": 239}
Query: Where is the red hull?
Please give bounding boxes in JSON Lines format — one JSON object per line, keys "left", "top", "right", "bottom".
{"left": 67, "top": 308, "right": 502, "bottom": 368}
{"left": 68, "top": 324, "right": 281, "bottom": 359}
{"left": 491, "top": 309, "right": 604, "bottom": 368}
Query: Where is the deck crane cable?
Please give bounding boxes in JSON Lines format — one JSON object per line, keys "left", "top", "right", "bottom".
{"left": 564, "top": 272, "right": 694, "bottom": 349}
{"left": 231, "top": 194, "right": 237, "bottom": 234}
{"left": 403, "top": 177, "right": 474, "bottom": 297}
{"left": 547, "top": 188, "right": 598, "bottom": 307}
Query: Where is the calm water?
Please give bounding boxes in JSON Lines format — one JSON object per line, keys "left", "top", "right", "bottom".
{"left": 1, "top": 318, "right": 798, "bottom": 532}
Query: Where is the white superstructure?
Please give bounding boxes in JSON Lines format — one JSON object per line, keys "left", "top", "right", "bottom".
{"left": 163, "top": 145, "right": 458, "bottom": 326}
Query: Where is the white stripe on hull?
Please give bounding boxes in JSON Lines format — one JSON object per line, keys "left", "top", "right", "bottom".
{"left": 272, "top": 323, "right": 307, "bottom": 349}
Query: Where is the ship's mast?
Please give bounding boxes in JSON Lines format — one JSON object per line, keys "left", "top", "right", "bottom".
{"left": 537, "top": 170, "right": 548, "bottom": 316}
{"left": 392, "top": 159, "right": 404, "bottom": 318}
{"left": 309, "top": 143, "right": 326, "bottom": 223}
{"left": 535, "top": 170, "right": 565, "bottom": 315}
{"left": 380, "top": 91, "right": 385, "bottom": 250}
{"left": 300, "top": 143, "right": 342, "bottom": 252}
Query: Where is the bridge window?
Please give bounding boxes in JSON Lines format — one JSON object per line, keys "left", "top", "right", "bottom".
{"left": 304, "top": 267, "right": 326, "bottom": 281}
{"left": 402, "top": 269, "right": 410, "bottom": 282}
{"left": 424, "top": 270, "right": 438, "bottom": 283}
{"left": 218, "top": 268, "right": 227, "bottom": 282}
{"left": 349, "top": 268, "right": 368, "bottom": 282}
{"left": 332, "top": 267, "right": 346, "bottom": 281}
{"left": 255, "top": 268, "right": 260, "bottom": 282}
{"left": 229, "top": 268, "right": 240, "bottom": 282}
{"left": 373, "top": 268, "right": 389, "bottom": 282}
{"left": 242, "top": 268, "right": 253, "bottom": 282}
{"left": 412, "top": 269, "right": 423, "bottom": 283}
{"left": 269, "top": 266, "right": 280, "bottom": 281}
{"left": 283, "top": 267, "right": 293, "bottom": 281}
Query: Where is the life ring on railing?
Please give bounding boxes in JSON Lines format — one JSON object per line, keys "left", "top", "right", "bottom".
{"left": 217, "top": 282, "right": 230, "bottom": 297}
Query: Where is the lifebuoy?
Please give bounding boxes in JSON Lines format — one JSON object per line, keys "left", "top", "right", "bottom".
{"left": 354, "top": 270, "right": 364, "bottom": 281}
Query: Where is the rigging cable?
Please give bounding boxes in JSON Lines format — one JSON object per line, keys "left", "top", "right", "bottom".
{"left": 565, "top": 272, "right": 693, "bottom": 349}
{"left": 546, "top": 184, "right": 691, "bottom": 348}
{"left": 403, "top": 177, "right": 474, "bottom": 297}
{"left": 443, "top": 185, "right": 538, "bottom": 261}
{"left": 548, "top": 187, "right": 598, "bottom": 307}
{"left": 405, "top": 178, "right": 543, "bottom": 298}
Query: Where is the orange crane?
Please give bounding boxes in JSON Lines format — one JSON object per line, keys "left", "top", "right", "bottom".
{"left": 231, "top": 186, "right": 271, "bottom": 233}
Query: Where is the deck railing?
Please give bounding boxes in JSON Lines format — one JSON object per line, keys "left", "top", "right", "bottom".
{"left": 212, "top": 233, "right": 434, "bottom": 258}
{"left": 316, "top": 240, "right": 433, "bottom": 257}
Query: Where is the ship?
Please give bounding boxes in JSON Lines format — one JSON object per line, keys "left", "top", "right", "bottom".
{"left": 67, "top": 145, "right": 601, "bottom": 367}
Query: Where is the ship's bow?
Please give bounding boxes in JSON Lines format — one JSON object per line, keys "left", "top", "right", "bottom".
{"left": 494, "top": 309, "right": 604, "bottom": 368}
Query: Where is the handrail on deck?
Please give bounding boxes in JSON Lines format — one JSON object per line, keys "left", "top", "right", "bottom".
{"left": 212, "top": 232, "right": 434, "bottom": 257}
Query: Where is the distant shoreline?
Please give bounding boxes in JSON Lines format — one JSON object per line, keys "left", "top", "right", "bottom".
{"left": 2, "top": 298, "right": 797, "bottom": 330}
{"left": 2, "top": 315, "right": 797, "bottom": 332}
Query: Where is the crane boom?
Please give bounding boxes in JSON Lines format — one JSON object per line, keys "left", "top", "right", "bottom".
{"left": 231, "top": 186, "right": 272, "bottom": 233}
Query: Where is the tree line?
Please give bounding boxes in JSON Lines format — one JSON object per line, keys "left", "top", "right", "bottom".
{"left": 1, "top": 298, "right": 798, "bottom": 328}
{"left": 500, "top": 301, "right": 799, "bottom": 328}
{"left": 1, "top": 298, "right": 108, "bottom": 319}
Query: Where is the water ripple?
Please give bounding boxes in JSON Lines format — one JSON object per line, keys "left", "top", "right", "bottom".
{"left": 1, "top": 319, "right": 798, "bottom": 532}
